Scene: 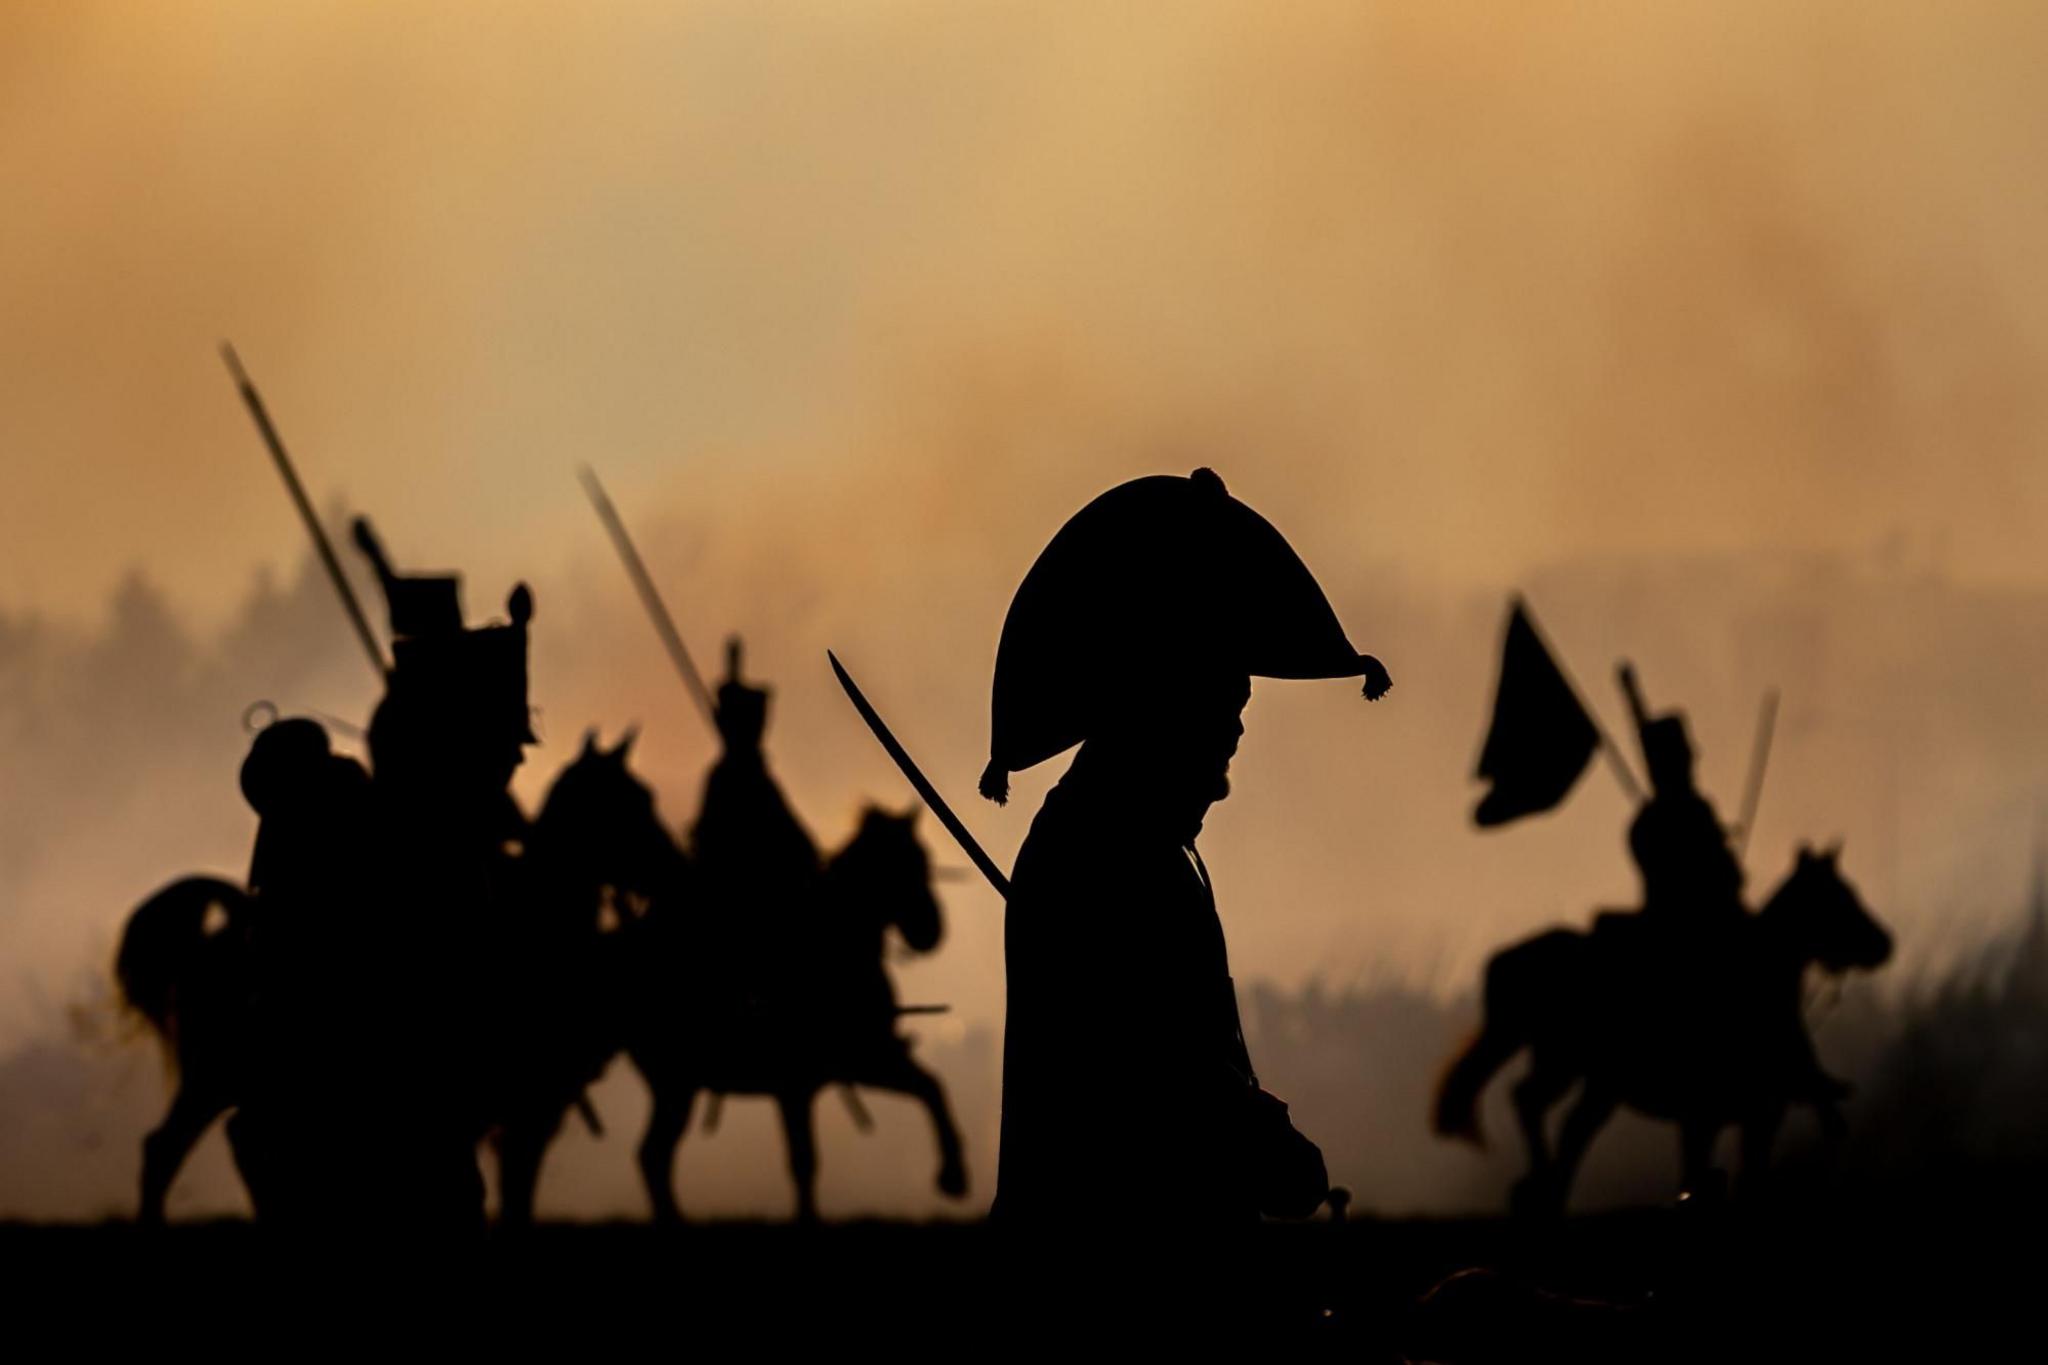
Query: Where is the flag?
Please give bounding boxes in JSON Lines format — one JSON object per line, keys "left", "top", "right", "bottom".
{"left": 1472, "top": 598, "right": 1600, "bottom": 827}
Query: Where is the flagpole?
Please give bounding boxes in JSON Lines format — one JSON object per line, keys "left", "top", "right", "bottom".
{"left": 1513, "top": 595, "right": 1644, "bottom": 803}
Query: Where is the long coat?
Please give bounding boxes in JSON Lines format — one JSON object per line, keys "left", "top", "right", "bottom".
{"left": 992, "top": 762, "right": 1268, "bottom": 1226}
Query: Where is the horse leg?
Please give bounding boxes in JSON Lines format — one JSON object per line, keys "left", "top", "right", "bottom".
{"left": 496, "top": 1107, "right": 565, "bottom": 1227}
{"left": 776, "top": 1089, "right": 821, "bottom": 1224}
{"left": 1545, "top": 1086, "right": 1618, "bottom": 1215}
{"left": 140, "top": 1083, "right": 228, "bottom": 1225}
{"left": 1508, "top": 1053, "right": 1573, "bottom": 1216}
{"left": 856, "top": 1049, "right": 967, "bottom": 1198}
{"left": 637, "top": 1077, "right": 697, "bottom": 1226}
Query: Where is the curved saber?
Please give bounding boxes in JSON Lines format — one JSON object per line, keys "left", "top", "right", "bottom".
{"left": 827, "top": 651, "right": 1011, "bottom": 901}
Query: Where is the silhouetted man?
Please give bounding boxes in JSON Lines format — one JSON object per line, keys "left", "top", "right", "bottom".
{"left": 235, "top": 520, "right": 539, "bottom": 1230}
{"left": 229, "top": 716, "right": 374, "bottom": 1220}
{"left": 357, "top": 518, "right": 534, "bottom": 858}
{"left": 1619, "top": 664, "right": 1744, "bottom": 930}
{"left": 688, "top": 638, "right": 823, "bottom": 1000}
{"left": 1615, "top": 666, "right": 1848, "bottom": 1120}
{"left": 981, "top": 468, "right": 1389, "bottom": 1227}
{"left": 240, "top": 717, "right": 373, "bottom": 904}
{"left": 358, "top": 521, "right": 539, "bottom": 1226}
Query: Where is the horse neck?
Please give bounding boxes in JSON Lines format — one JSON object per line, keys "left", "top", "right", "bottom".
{"left": 518, "top": 812, "right": 608, "bottom": 912}
{"left": 1755, "top": 876, "right": 1828, "bottom": 979}
{"left": 822, "top": 844, "right": 889, "bottom": 947}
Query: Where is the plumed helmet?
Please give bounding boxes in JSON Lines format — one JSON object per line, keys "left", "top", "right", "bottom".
{"left": 715, "top": 637, "right": 771, "bottom": 752}
{"left": 980, "top": 468, "right": 1387, "bottom": 803}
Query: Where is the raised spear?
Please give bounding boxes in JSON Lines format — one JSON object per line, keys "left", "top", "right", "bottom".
{"left": 219, "top": 343, "right": 387, "bottom": 678}
{"left": 578, "top": 465, "right": 718, "bottom": 731}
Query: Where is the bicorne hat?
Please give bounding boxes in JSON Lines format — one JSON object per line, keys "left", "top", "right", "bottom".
{"left": 979, "top": 468, "right": 1388, "bottom": 803}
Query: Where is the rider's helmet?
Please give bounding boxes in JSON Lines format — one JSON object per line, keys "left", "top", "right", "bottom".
{"left": 715, "top": 637, "right": 771, "bottom": 754}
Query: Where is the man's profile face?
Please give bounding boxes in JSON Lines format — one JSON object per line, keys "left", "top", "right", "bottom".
{"left": 1154, "top": 671, "right": 1252, "bottom": 806}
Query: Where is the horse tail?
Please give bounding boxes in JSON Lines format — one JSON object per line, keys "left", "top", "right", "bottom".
{"left": 115, "top": 876, "right": 250, "bottom": 1038}
{"left": 1433, "top": 936, "right": 1555, "bottom": 1145}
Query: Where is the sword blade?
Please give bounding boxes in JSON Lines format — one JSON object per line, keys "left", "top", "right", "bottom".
{"left": 221, "top": 343, "right": 388, "bottom": 679}
{"left": 827, "top": 650, "right": 1011, "bottom": 901}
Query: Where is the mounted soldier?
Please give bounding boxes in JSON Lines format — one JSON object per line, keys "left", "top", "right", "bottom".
{"left": 1617, "top": 663, "right": 1745, "bottom": 932}
{"left": 231, "top": 520, "right": 538, "bottom": 1229}
{"left": 686, "top": 638, "right": 823, "bottom": 1003}
{"left": 226, "top": 714, "right": 377, "bottom": 1220}
{"left": 357, "top": 518, "right": 539, "bottom": 1224}
{"left": 240, "top": 715, "right": 373, "bottom": 905}
{"left": 982, "top": 467, "right": 1389, "bottom": 1227}
{"left": 199, "top": 358, "right": 544, "bottom": 1228}
{"left": 354, "top": 518, "right": 535, "bottom": 860}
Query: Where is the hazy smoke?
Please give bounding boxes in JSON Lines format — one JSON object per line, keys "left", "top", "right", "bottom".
{"left": 6, "top": 3, "right": 2048, "bottom": 1217}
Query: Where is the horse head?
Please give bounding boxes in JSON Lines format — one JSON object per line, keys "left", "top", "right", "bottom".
{"left": 1760, "top": 841, "right": 1893, "bottom": 974}
{"left": 531, "top": 728, "right": 684, "bottom": 906}
{"left": 830, "top": 804, "right": 944, "bottom": 955}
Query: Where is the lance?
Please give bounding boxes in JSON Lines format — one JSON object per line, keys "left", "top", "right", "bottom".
{"left": 219, "top": 344, "right": 388, "bottom": 678}
{"left": 1735, "top": 688, "right": 1780, "bottom": 860}
{"left": 827, "top": 651, "right": 1011, "bottom": 901}
{"left": 578, "top": 466, "right": 719, "bottom": 732}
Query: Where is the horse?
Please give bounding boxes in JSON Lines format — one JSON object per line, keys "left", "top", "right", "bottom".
{"left": 628, "top": 805, "right": 968, "bottom": 1223}
{"left": 1433, "top": 844, "right": 1892, "bottom": 1215}
{"left": 485, "top": 730, "right": 688, "bottom": 1223}
{"left": 113, "top": 733, "right": 672, "bottom": 1224}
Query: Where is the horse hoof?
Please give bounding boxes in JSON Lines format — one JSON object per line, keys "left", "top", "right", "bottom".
{"left": 937, "top": 1161, "right": 968, "bottom": 1199}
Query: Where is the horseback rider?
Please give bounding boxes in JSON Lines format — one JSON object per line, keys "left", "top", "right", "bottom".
{"left": 1618, "top": 667, "right": 1858, "bottom": 1120}
{"left": 982, "top": 468, "right": 1389, "bottom": 1227}
{"left": 686, "top": 638, "right": 823, "bottom": 1006}
{"left": 1619, "top": 663, "right": 1745, "bottom": 931}
{"left": 228, "top": 715, "right": 378, "bottom": 1220}
{"left": 233, "top": 520, "right": 539, "bottom": 1229}
{"left": 355, "top": 518, "right": 535, "bottom": 857}
{"left": 240, "top": 716, "right": 373, "bottom": 903}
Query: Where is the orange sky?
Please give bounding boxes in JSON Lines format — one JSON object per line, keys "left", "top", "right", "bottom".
{"left": 5, "top": 2, "right": 2047, "bottom": 625}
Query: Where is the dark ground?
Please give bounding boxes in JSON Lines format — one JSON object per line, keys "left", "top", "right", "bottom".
{"left": 0, "top": 1200, "right": 2024, "bottom": 1358}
